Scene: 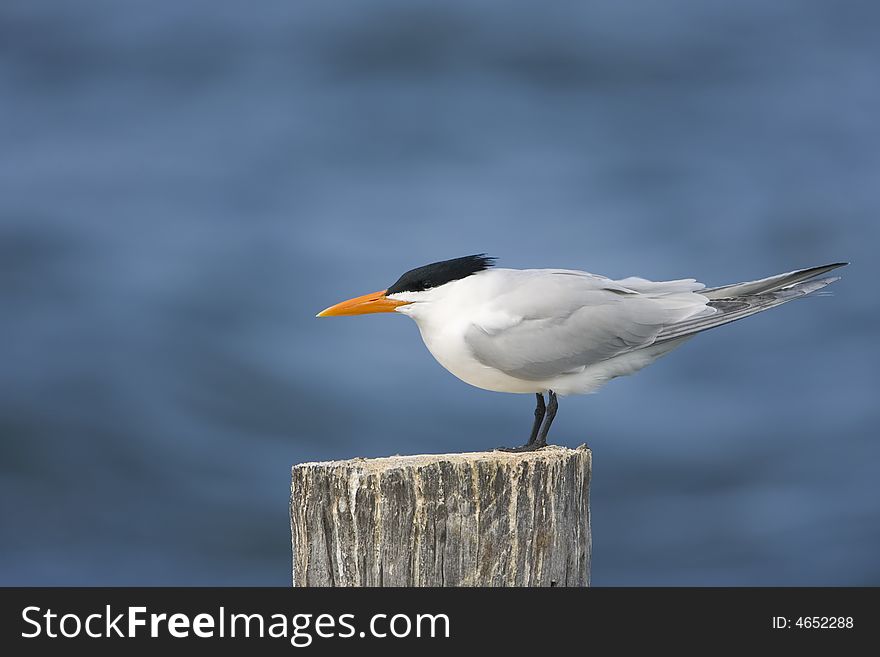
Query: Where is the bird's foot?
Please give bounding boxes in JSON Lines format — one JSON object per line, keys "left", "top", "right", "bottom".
{"left": 496, "top": 441, "right": 547, "bottom": 453}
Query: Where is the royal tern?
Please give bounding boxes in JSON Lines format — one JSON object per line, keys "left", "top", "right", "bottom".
{"left": 317, "top": 255, "right": 845, "bottom": 451}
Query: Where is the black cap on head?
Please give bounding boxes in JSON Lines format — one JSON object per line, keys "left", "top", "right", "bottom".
{"left": 386, "top": 254, "right": 496, "bottom": 295}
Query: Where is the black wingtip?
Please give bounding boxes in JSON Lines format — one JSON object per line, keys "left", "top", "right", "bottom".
{"left": 804, "top": 262, "right": 849, "bottom": 277}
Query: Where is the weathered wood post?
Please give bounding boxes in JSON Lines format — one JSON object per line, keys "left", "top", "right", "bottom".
{"left": 290, "top": 445, "right": 591, "bottom": 586}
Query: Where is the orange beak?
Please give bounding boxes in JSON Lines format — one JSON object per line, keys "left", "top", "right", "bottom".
{"left": 316, "top": 289, "right": 411, "bottom": 317}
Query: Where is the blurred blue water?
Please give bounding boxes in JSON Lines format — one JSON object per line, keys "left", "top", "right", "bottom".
{"left": 1, "top": 0, "right": 878, "bottom": 585}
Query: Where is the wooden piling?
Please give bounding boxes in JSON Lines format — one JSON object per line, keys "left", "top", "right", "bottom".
{"left": 290, "top": 445, "right": 591, "bottom": 586}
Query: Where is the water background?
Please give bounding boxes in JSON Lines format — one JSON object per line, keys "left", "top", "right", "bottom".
{"left": 2, "top": 0, "right": 878, "bottom": 585}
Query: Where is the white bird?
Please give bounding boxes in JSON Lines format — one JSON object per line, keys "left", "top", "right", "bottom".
{"left": 317, "top": 255, "right": 846, "bottom": 451}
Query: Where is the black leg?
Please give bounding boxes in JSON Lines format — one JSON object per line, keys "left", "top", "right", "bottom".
{"left": 528, "top": 393, "right": 546, "bottom": 445}
{"left": 497, "top": 391, "right": 554, "bottom": 452}
{"left": 531, "top": 390, "right": 557, "bottom": 448}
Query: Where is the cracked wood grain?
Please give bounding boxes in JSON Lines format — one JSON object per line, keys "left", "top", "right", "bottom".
{"left": 290, "top": 445, "right": 591, "bottom": 587}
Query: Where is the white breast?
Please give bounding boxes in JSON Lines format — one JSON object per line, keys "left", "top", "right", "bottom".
{"left": 391, "top": 267, "right": 708, "bottom": 395}
{"left": 392, "top": 272, "right": 544, "bottom": 393}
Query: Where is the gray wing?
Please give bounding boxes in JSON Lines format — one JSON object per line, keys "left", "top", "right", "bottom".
{"left": 655, "top": 271, "right": 843, "bottom": 343}
{"left": 464, "top": 270, "right": 711, "bottom": 381}
{"left": 698, "top": 262, "right": 846, "bottom": 299}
